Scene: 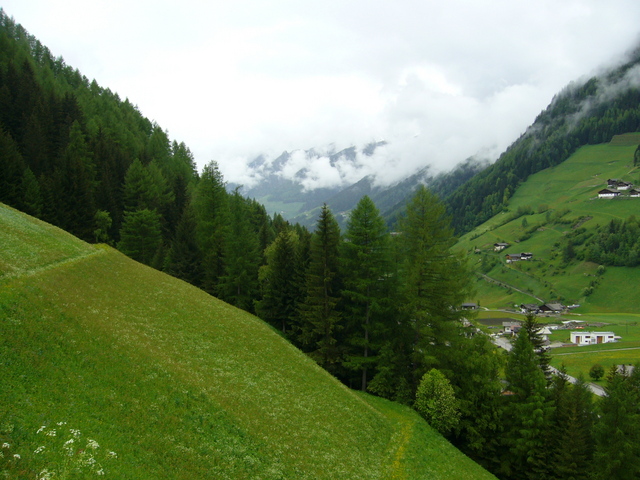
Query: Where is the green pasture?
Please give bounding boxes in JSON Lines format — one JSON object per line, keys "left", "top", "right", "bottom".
{"left": 0, "top": 204, "right": 494, "bottom": 479}
{"left": 456, "top": 141, "right": 640, "bottom": 313}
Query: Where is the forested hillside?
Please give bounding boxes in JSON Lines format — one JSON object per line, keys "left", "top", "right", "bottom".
{"left": 445, "top": 46, "right": 640, "bottom": 234}
{"left": 3, "top": 10, "right": 640, "bottom": 479}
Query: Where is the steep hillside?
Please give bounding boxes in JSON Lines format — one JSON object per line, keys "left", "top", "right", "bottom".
{"left": 456, "top": 138, "right": 640, "bottom": 313}
{"left": 0, "top": 203, "right": 494, "bottom": 479}
{"left": 446, "top": 46, "right": 640, "bottom": 234}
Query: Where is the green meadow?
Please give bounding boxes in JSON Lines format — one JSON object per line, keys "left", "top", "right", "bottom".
{"left": 456, "top": 138, "right": 640, "bottom": 382}
{"left": 0, "top": 204, "right": 494, "bottom": 479}
{"left": 458, "top": 140, "right": 640, "bottom": 313}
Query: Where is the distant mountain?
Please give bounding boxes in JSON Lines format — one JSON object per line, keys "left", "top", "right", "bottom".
{"left": 234, "top": 141, "right": 489, "bottom": 229}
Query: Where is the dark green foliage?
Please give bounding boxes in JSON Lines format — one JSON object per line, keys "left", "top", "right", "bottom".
{"left": 117, "top": 209, "right": 163, "bottom": 266}
{"left": 165, "top": 203, "right": 203, "bottom": 287}
{"left": 549, "top": 373, "right": 594, "bottom": 480}
{"left": 522, "top": 313, "right": 551, "bottom": 379}
{"left": 217, "top": 190, "right": 261, "bottom": 312}
{"left": 584, "top": 216, "right": 640, "bottom": 266}
{"left": 592, "top": 365, "right": 640, "bottom": 480}
{"left": 256, "top": 229, "right": 305, "bottom": 335}
{"left": 397, "top": 185, "right": 472, "bottom": 375}
{"left": 298, "top": 204, "right": 343, "bottom": 373}
{"left": 502, "top": 330, "right": 553, "bottom": 479}
{"left": 589, "top": 363, "right": 605, "bottom": 381}
{"left": 341, "top": 195, "right": 393, "bottom": 391}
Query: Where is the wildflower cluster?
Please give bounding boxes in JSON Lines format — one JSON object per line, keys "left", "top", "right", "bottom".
{"left": 32, "top": 422, "right": 117, "bottom": 478}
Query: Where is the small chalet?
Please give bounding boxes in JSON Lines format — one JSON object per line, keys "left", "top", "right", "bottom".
{"left": 570, "top": 331, "right": 617, "bottom": 345}
{"left": 538, "top": 303, "right": 564, "bottom": 314}
{"left": 630, "top": 188, "right": 640, "bottom": 197}
{"left": 461, "top": 303, "right": 478, "bottom": 310}
{"left": 494, "top": 242, "right": 510, "bottom": 252}
{"left": 607, "top": 179, "right": 633, "bottom": 190}
{"left": 506, "top": 252, "right": 533, "bottom": 263}
{"left": 520, "top": 303, "right": 539, "bottom": 314}
{"left": 598, "top": 188, "right": 620, "bottom": 198}
{"left": 503, "top": 321, "right": 521, "bottom": 335}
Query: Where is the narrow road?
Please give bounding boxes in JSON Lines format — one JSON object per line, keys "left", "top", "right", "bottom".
{"left": 479, "top": 273, "right": 545, "bottom": 303}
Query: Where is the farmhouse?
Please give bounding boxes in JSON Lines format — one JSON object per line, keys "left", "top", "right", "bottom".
{"left": 505, "top": 252, "right": 533, "bottom": 263}
{"left": 520, "top": 303, "right": 539, "bottom": 314}
{"left": 570, "top": 331, "right": 617, "bottom": 345}
{"left": 607, "top": 179, "right": 633, "bottom": 190}
{"left": 494, "top": 242, "right": 510, "bottom": 252}
{"left": 598, "top": 188, "right": 620, "bottom": 198}
{"left": 461, "top": 303, "right": 478, "bottom": 310}
{"left": 503, "top": 321, "right": 521, "bottom": 335}
{"left": 630, "top": 188, "right": 640, "bottom": 197}
{"left": 539, "top": 303, "right": 564, "bottom": 314}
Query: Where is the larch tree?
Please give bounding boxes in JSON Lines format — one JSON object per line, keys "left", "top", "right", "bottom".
{"left": 397, "top": 185, "right": 472, "bottom": 377}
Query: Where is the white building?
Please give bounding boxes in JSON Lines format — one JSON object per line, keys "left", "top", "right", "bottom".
{"left": 570, "top": 331, "right": 617, "bottom": 345}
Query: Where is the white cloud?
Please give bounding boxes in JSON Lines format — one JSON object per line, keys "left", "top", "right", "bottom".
{"left": 3, "top": 0, "right": 640, "bottom": 189}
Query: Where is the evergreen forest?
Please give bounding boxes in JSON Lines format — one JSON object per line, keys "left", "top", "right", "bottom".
{"left": 2, "top": 10, "right": 640, "bottom": 479}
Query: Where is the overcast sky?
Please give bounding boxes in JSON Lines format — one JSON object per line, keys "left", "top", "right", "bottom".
{"left": 3, "top": 0, "right": 640, "bottom": 188}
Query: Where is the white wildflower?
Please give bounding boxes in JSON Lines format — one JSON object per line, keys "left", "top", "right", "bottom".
{"left": 87, "top": 439, "right": 99, "bottom": 450}
{"left": 70, "top": 428, "right": 82, "bottom": 438}
{"left": 97, "top": 469, "right": 105, "bottom": 475}
{"left": 37, "top": 425, "right": 47, "bottom": 434}
{"left": 108, "top": 451, "right": 117, "bottom": 458}
{"left": 64, "top": 438, "right": 75, "bottom": 446}
{"left": 13, "top": 453, "right": 20, "bottom": 459}
{"left": 57, "top": 421, "right": 67, "bottom": 426}
{"left": 45, "top": 429, "right": 56, "bottom": 437}
{"left": 34, "top": 445, "right": 46, "bottom": 454}
{"left": 1, "top": 442, "right": 9, "bottom": 449}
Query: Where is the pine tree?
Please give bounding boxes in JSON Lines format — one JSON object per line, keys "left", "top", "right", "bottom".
{"left": 298, "top": 204, "right": 343, "bottom": 373}
{"left": 341, "top": 195, "right": 392, "bottom": 391}
{"left": 522, "top": 313, "right": 552, "bottom": 380}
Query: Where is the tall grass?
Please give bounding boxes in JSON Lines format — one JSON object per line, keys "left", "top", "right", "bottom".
{"left": 0, "top": 204, "right": 494, "bottom": 479}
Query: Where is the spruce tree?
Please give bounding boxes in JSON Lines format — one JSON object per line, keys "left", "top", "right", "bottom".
{"left": 165, "top": 202, "right": 203, "bottom": 287}
{"left": 298, "top": 204, "right": 343, "bottom": 373}
{"left": 117, "top": 209, "right": 162, "bottom": 266}
{"left": 341, "top": 195, "right": 392, "bottom": 391}
{"left": 592, "top": 365, "right": 640, "bottom": 480}
{"left": 503, "top": 329, "right": 553, "bottom": 480}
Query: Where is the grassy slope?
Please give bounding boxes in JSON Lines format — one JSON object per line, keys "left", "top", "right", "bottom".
{"left": 457, "top": 140, "right": 640, "bottom": 313}
{"left": 0, "top": 204, "right": 493, "bottom": 479}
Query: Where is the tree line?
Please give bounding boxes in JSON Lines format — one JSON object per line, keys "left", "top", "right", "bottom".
{"left": 2, "top": 11, "right": 640, "bottom": 479}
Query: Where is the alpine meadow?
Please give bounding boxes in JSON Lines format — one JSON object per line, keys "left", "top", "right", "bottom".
{"left": 3, "top": 7, "right": 640, "bottom": 480}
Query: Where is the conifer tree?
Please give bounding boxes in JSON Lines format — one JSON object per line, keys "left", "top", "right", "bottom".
{"left": 192, "top": 160, "right": 228, "bottom": 294}
{"left": 397, "top": 185, "right": 471, "bottom": 376}
{"left": 256, "top": 229, "right": 304, "bottom": 335}
{"left": 217, "top": 190, "right": 261, "bottom": 312}
{"left": 592, "top": 365, "right": 640, "bottom": 480}
{"left": 117, "top": 208, "right": 162, "bottom": 266}
{"left": 503, "top": 329, "right": 553, "bottom": 480}
{"left": 341, "top": 195, "right": 392, "bottom": 391}
{"left": 298, "top": 204, "right": 343, "bottom": 373}
{"left": 165, "top": 202, "right": 203, "bottom": 287}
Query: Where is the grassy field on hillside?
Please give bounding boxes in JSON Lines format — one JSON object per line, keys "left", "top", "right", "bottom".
{"left": 0, "top": 204, "right": 494, "bottom": 479}
{"left": 458, "top": 141, "right": 640, "bottom": 313}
